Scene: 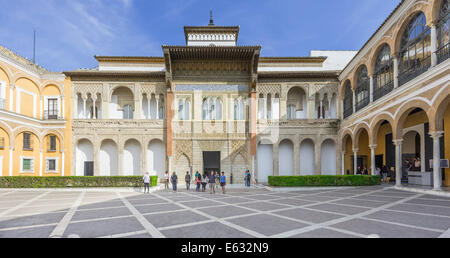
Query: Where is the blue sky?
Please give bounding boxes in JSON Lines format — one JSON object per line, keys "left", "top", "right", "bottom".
{"left": 0, "top": 0, "right": 401, "bottom": 72}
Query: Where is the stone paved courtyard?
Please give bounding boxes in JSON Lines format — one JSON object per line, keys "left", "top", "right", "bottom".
{"left": 0, "top": 186, "right": 449, "bottom": 238}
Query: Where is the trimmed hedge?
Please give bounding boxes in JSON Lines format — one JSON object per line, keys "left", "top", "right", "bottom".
{"left": 0, "top": 176, "right": 158, "bottom": 188}
{"left": 268, "top": 175, "right": 381, "bottom": 187}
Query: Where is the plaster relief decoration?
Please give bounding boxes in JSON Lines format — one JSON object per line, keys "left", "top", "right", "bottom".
{"left": 175, "top": 140, "right": 193, "bottom": 163}
{"left": 231, "top": 140, "right": 248, "bottom": 163}
{"left": 197, "top": 140, "right": 225, "bottom": 152}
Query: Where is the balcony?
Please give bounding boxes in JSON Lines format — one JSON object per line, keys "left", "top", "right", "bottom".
{"left": 373, "top": 81, "right": 394, "bottom": 102}
{"left": 437, "top": 42, "right": 449, "bottom": 64}
{"left": 398, "top": 56, "right": 431, "bottom": 86}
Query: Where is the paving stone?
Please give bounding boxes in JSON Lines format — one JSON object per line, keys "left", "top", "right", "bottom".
{"left": 0, "top": 225, "right": 55, "bottom": 238}
{"left": 244, "top": 194, "right": 282, "bottom": 201}
{"left": 120, "top": 233, "right": 152, "bottom": 238}
{"left": 197, "top": 205, "right": 255, "bottom": 219}
{"left": 218, "top": 197, "right": 253, "bottom": 204}
{"left": 128, "top": 198, "right": 167, "bottom": 206}
{"left": 365, "top": 210, "right": 450, "bottom": 230}
{"left": 238, "top": 202, "right": 290, "bottom": 212}
{"left": 227, "top": 214, "right": 309, "bottom": 236}
{"left": 298, "top": 196, "right": 341, "bottom": 202}
{"left": 72, "top": 207, "right": 132, "bottom": 221}
{"left": 274, "top": 208, "right": 344, "bottom": 224}
{"left": 405, "top": 198, "right": 450, "bottom": 207}
{"left": 307, "top": 203, "right": 370, "bottom": 215}
{"left": 331, "top": 218, "right": 440, "bottom": 238}
{"left": 332, "top": 198, "right": 389, "bottom": 208}
{"left": 145, "top": 210, "right": 210, "bottom": 228}
{"left": 179, "top": 200, "right": 223, "bottom": 209}
{"left": 64, "top": 217, "right": 144, "bottom": 238}
{"left": 135, "top": 203, "right": 183, "bottom": 214}
{"left": 0, "top": 212, "right": 65, "bottom": 229}
{"left": 78, "top": 200, "right": 125, "bottom": 210}
{"left": 290, "top": 228, "right": 360, "bottom": 238}
{"left": 161, "top": 222, "right": 254, "bottom": 238}
{"left": 388, "top": 203, "right": 450, "bottom": 217}
{"left": 268, "top": 198, "right": 316, "bottom": 207}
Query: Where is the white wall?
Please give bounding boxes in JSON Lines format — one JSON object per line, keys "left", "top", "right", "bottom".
{"left": 257, "top": 144, "right": 273, "bottom": 183}
{"left": 300, "top": 139, "right": 315, "bottom": 175}
{"left": 124, "top": 140, "right": 142, "bottom": 176}
{"left": 76, "top": 140, "right": 93, "bottom": 176}
{"left": 321, "top": 139, "right": 337, "bottom": 175}
{"left": 100, "top": 140, "right": 118, "bottom": 176}
{"left": 148, "top": 140, "right": 165, "bottom": 177}
{"left": 279, "top": 141, "right": 294, "bottom": 176}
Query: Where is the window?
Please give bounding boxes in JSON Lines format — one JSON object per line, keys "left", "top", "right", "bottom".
{"left": 46, "top": 98, "right": 58, "bottom": 120}
{"left": 48, "top": 136, "right": 57, "bottom": 152}
{"left": 287, "top": 104, "right": 296, "bottom": 120}
{"left": 46, "top": 158, "right": 58, "bottom": 172}
{"left": 355, "top": 66, "right": 370, "bottom": 111}
{"left": 123, "top": 105, "right": 133, "bottom": 119}
{"left": 374, "top": 44, "right": 394, "bottom": 101}
{"left": 399, "top": 12, "right": 431, "bottom": 86}
{"left": 438, "top": 0, "right": 449, "bottom": 63}
{"left": 202, "top": 97, "right": 221, "bottom": 121}
{"left": 21, "top": 157, "right": 34, "bottom": 173}
{"left": 178, "top": 98, "right": 190, "bottom": 121}
{"left": 343, "top": 82, "right": 353, "bottom": 119}
{"left": 234, "top": 98, "right": 246, "bottom": 120}
{"left": 23, "top": 133, "right": 32, "bottom": 151}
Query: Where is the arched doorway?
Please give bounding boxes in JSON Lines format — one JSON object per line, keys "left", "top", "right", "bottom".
{"left": 300, "top": 139, "right": 315, "bottom": 175}
{"left": 257, "top": 143, "right": 273, "bottom": 183}
{"left": 124, "top": 139, "right": 142, "bottom": 176}
{"left": 76, "top": 139, "right": 93, "bottom": 176}
{"left": 147, "top": 139, "right": 165, "bottom": 177}
{"left": 100, "top": 140, "right": 118, "bottom": 176}
{"left": 321, "top": 139, "right": 337, "bottom": 175}
{"left": 279, "top": 139, "right": 294, "bottom": 176}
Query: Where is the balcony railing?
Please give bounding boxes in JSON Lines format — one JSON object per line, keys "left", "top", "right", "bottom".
{"left": 0, "top": 98, "right": 5, "bottom": 110}
{"left": 398, "top": 56, "right": 431, "bottom": 87}
{"left": 437, "top": 42, "right": 449, "bottom": 64}
{"left": 44, "top": 110, "right": 61, "bottom": 120}
{"left": 355, "top": 97, "right": 370, "bottom": 112}
{"left": 343, "top": 107, "right": 353, "bottom": 119}
{"left": 373, "top": 81, "right": 394, "bottom": 102}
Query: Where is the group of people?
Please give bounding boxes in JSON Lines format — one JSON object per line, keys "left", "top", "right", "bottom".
{"left": 145, "top": 169, "right": 253, "bottom": 194}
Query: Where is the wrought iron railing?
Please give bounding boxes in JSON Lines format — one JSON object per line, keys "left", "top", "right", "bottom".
{"left": 373, "top": 80, "right": 394, "bottom": 102}
{"left": 343, "top": 106, "right": 353, "bottom": 119}
{"left": 398, "top": 56, "right": 431, "bottom": 86}
{"left": 44, "top": 110, "right": 61, "bottom": 120}
{"left": 0, "top": 98, "right": 5, "bottom": 110}
{"left": 355, "top": 97, "right": 370, "bottom": 112}
{"left": 437, "top": 42, "right": 449, "bottom": 64}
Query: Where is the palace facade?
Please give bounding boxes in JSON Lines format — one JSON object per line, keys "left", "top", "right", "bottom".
{"left": 0, "top": 0, "right": 449, "bottom": 189}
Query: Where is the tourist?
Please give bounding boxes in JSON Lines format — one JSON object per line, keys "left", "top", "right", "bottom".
{"left": 196, "top": 172, "right": 202, "bottom": 192}
{"left": 185, "top": 171, "right": 191, "bottom": 191}
{"left": 215, "top": 171, "right": 220, "bottom": 189}
{"left": 382, "top": 165, "right": 389, "bottom": 183}
{"left": 356, "top": 166, "right": 362, "bottom": 175}
{"left": 143, "top": 172, "right": 151, "bottom": 194}
{"left": 363, "top": 167, "right": 368, "bottom": 175}
{"left": 209, "top": 171, "right": 216, "bottom": 194}
{"left": 245, "top": 170, "right": 251, "bottom": 188}
{"left": 171, "top": 172, "right": 178, "bottom": 192}
{"left": 202, "top": 173, "right": 208, "bottom": 192}
{"left": 164, "top": 171, "right": 169, "bottom": 190}
{"left": 375, "top": 167, "right": 381, "bottom": 176}
{"left": 220, "top": 172, "right": 226, "bottom": 194}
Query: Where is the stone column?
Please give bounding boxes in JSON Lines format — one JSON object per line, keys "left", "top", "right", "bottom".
{"left": 82, "top": 95, "right": 87, "bottom": 119}
{"left": 352, "top": 90, "right": 356, "bottom": 114}
{"left": 430, "top": 132, "right": 443, "bottom": 190}
{"left": 328, "top": 97, "right": 332, "bottom": 119}
{"left": 431, "top": 23, "right": 438, "bottom": 67}
{"left": 369, "top": 76, "right": 374, "bottom": 103}
{"left": 156, "top": 96, "right": 160, "bottom": 120}
{"left": 319, "top": 100, "right": 323, "bottom": 119}
{"left": 393, "top": 139, "right": 403, "bottom": 187}
{"left": 263, "top": 95, "right": 267, "bottom": 120}
{"left": 294, "top": 141, "right": 300, "bottom": 176}
{"left": 94, "top": 143, "right": 100, "bottom": 176}
{"left": 315, "top": 142, "right": 322, "bottom": 175}
{"left": 341, "top": 151, "right": 346, "bottom": 175}
{"left": 369, "top": 145, "right": 377, "bottom": 175}
{"left": 353, "top": 149, "right": 358, "bottom": 175}
{"left": 166, "top": 90, "right": 174, "bottom": 172}
{"left": 9, "top": 147, "right": 13, "bottom": 176}
{"left": 61, "top": 151, "right": 65, "bottom": 176}
{"left": 250, "top": 89, "right": 257, "bottom": 182}
{"left": 61, "top": 95, "right": 65, "bottom": 119}
{"left": 9, "top": 83, "right": 15, "bottom": 111}
{"left": 142, "top": 139, "right": 148, "bottom": 174}
{"left": 92, "top": 97, "right": 97, "bottom": 119}
{"left": 147, "top": 95, "right": 151, "bottom": 119}
{"left": 393, "top": 56, "right": 399, "bottom": 89}
{"left": 273, "top": 144, "right": 279, "bottom": 176}
{"left": 40, "top": 96, "right": 44, "bottom": 119}
{"left": 118, "top": 147, "right": 124, "bottom": 176}
{"left": 39, "top": 150, "right": 43, "bottom": 176}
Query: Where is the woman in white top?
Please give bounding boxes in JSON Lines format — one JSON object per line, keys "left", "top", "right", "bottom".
{"left": 164, "top": 171, "right": 169, "bottom": 190}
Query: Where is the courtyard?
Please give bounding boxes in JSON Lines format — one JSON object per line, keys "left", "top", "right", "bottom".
{"left": 0, "top": 186, "right": 449, "bottom": 238}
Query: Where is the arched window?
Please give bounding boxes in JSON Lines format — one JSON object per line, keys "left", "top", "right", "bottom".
{"left": 239, "top": 99, "right": 245, "bottom": 120}
{"left": 373, "top": 44, "right": 394, "bottom": 101}
{"left": 234, "top": 99, "right": 239, "bottom": 120}
{"left": 398, "top": 12, "right": 431, "bottom": 86}
{"left": 209, "top": 99, "right": 215, "bottom": 120}
{"left": 184, "top": 99, "right": 190, "bottom": 120}
{"left": 343, "top": 81, "right": 353, "bottom": 119}
{"left": 215, "top": 98, "right": 222, "bottom": 120}
{"left": 178, "top": 99, "right": 184, "bottom": 120}
{"left": 438, "top": 0, "right": 449, "bottom": 63}
{"left": 287, "top": 104, "right": 296, "bottom": 120}
{"left": 202, "top": 99, "right": 208, "bottom": 120}
{"left": 355, "top": 66, "right": 370, "bottom": 111}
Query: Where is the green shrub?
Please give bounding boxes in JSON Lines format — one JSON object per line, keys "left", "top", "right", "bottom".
{"left": 268, "top": 175, "right": 381, "bottom": 187}
{"left": 0, "top": 176, "right": 158, "bottom": 188}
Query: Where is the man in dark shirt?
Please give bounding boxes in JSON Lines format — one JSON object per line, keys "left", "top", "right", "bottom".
{"left": 185, "top": 172, "right": 191, "bottom": 191}
{"left": 209, "top": 171, "right": 216, "bottom": 194}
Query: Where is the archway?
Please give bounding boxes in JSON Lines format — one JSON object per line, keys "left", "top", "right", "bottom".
{"left": 286, "top": 87, "right": 307, "bottom": 120}
{"left": 279, "top": 139, "right": 294, "bottom": 176}
{"left": 76, "top": 139, "right": 93, "bottom": 176}
{"left": 100, "top": 140, "right": 118, "bottom": 176}
{"left": 111, "top": 87, "right": 134, "bottom": 119}
{"left": 321, "top": 139, "right": 337, "bottom": 175}
{"left": 257, "top": 143, "right": 273, "bottom": 183}
{"left": 124, "top": 139, "right": 142, "bottom": 176}
{"left": 300, "top": 139, "right": 315, "bottom": 175}
{"left": 147, "top": 139, "right": 165, "bottom": 177}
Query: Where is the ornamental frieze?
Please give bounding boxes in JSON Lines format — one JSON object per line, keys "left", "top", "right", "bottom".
{"left": 175, "top": 140, "right": 193, "bottom": 163}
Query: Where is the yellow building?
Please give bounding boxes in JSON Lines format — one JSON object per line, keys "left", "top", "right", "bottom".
{"left": 0, "top": 46, "right": 71, "bottom": 177}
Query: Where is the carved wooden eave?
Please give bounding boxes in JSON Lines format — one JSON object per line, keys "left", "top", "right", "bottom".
{"left": 258, "top": 71, "right": 340, "bottom": 80}
{"left": 63, "top": 70, "right": 165, "bottom": 81}
{"left": 259, "top": 57, "right": 327, "bottom": 64}
{"left": 184, "top": 26, "right": 240, "bottom": 45}
{"left": 94, "top": 56, "right": 165, "bottom": 63}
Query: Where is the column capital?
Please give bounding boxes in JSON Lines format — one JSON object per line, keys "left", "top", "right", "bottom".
{"left": 353, "top": 148, "right": 359, "bottom": 153}
{"left": 9, "top": 83, "right": 15, "bottom": 89}
{"left": 429, "top": 131, "right": 444, "bottom": 139}
{"left": 369, "top": 144, "right": 377, "bottom": 150}
{"left": 393, "top": 139, "right": 403, "bottom": 146}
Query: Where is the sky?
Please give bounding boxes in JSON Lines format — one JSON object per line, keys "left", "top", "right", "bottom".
{"left": 0, "top": 0, "right": 402, "bottom": 72}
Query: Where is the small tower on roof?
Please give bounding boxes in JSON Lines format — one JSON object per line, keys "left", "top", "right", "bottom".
{"left": 209, "top": 9, "right": 215, "bottom": 26}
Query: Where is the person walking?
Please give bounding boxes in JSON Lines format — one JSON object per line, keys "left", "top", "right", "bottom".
{"left": 382, "top": 165, "right": 389, "bottom": 183}
{"left": 202, "top": 173, "right": 208, "bottom": 192}
{"left": 195, "top": 172, "right": 202, "bottom": 192}
{"left": 164, "top": 171, "right": 170, "bottom": 190}
{"left": 185, "top": 172, "right": 191, "bottom": 191}
{"left": 171, "top": 172, "right": 178, "bottom": 192}
{"left": 220, "top": 172, "right": 226, "bottom": 194}
{"left": 215, "top": 171, "right": 220, "bottom": 189}
{"left": 143, "top": 172, "right": 151, "bottom": 194}
{"left": 209, "top": 171, "right": 216, "bottom": 194}
{"left": 245, "top": 170, "right": 251, "bottom": 188}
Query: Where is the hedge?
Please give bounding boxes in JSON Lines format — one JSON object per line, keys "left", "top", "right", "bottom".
{"left": 0, "top": 176, "right": 158, "bottom": 188}
{"left": 268, "top": 175, "right": 381, "bottom": 187}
